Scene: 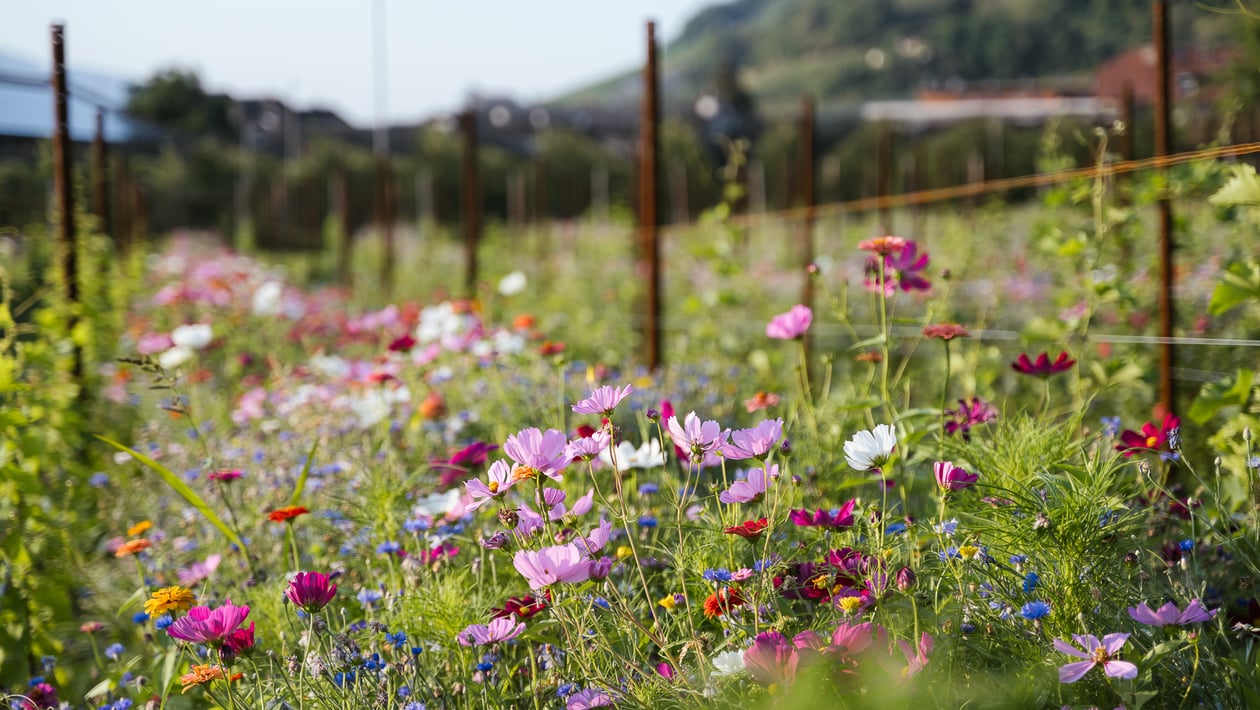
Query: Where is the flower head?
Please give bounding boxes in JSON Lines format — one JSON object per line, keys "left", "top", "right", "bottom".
{"left": 666, "top": 411, "right": 724, "bottom": 463}
{"left": 923, "top": 323, "right": 968, "bottom": 340}
{"left": 572, "top": 384, "right": 633, "bottom": 417}
{"left": 268, "top": 505, "right": 310, "bottom": 523}
{"left": 114, "top": 539, "right": 152, "bottom": 557}
{"left": 465, "top": 460, "right": 517, "bottom": 511}
{"left": 166, "top": 600, "right": 251, "bottom": 646}
{"left": 1128, "top": 599, "right": 1218, "bottom": 626}
{"left": 179, "top": 664, "right": 238, "bottom": 693}
{"left": 718, "top": 466, "right": 775, "bottom": 504}
{"left": 503, "top": 427, "right": 569, "bottom": 481}
{"left": 207, "top": 469, "right": 243, "bottom": 483}
{"left": 286, "top": 571, "right": 338, "bottom": 613}
{"left": 885, "top": 240, "right": 931, "bottom": 292}
{"left": 743, "top": 630, "right": 798, "bottom": 687}
{"left": 789, "top": 499, "right": 857, "bottom": 528}
{"left": 766, "top": 305, "right": 813, "bottom": 340}
{"left": 144, "top": 586, "right": 198, "bottom": 617}
{"left": 743, "top": 391, "right": 780, "bottom": 413}
{"left": 1011, "top": 351, "right": 1075, "bottom": 377}
{"left": 725, "top": 418, "right": 783, "bottom": 461}
{"left": 945, "top": 397, "right": 997, "bottom": 440}
{"left": 1116, "top": 412, "right": 1180, "bottom": 458}
{"left": 844, "top": 424, "right": 897, "bottom": 471}
{"left": 858, "top": 235, "right": 906, "bottom": 256}
{"left": 458, "top": 616, "right": 526, "bottom": 646}
{"left": 513, "top": 544, "right": 593, "bottom": 590}
{"left": 724, "top": 517, "right": 770, "bottom": 538}
{"left": 1053, "top": 633, "right": 1138, "bottom": 683}
{"left": 934, "top": 461, "right": 978, "bottom": 491}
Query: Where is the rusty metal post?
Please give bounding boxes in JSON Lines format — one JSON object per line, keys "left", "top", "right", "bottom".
{"left": 91, "top": 108, "right": 109, "bottom": 233}
{"left": 1154, "top": 0, "right": 1176, "bottom": 414}
{"left": 51, "top": 24, "right": 78, "bottom": 306}
{"left": 460, "top": 110, "right": 481, "bottom": 298}
{"left": 639, "top": 21, "right": 662, "bottom": 370}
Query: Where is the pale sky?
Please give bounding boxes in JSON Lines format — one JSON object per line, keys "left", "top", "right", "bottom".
{"left": 3, "top": 0, "right": 716, "bottom": 127}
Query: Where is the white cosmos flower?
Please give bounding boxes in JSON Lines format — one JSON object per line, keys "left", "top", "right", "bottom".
{"left": 157, "top": 346, "right": 193, "bottom": 370}
{"left": 844, "top": 424, "right": 897, "bottom": 471}
{"left": 711, "top": 650, "right": 746, "bottom": 677}
{"left": 252, "top": 281, "right": 283, "bottom": 315}
{"left": 497, "top": 270, "right": 527, "bottom": 296}
{"left": 599, "top": 439, "right": 666, "bottom": 472}
{"left": 171, "top": 323, "right": 213, "bottom": 350}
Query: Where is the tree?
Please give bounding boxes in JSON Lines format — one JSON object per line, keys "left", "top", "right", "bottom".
{"left": 126, "top": 68, "right": 234, "bottom": 140}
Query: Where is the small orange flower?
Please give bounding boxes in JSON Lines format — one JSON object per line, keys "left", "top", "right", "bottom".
{"left": 703, "top": 587, "right": 745, "bottom": 619}
{"left": 512, "top": 313, "right": 537, "bottom": 330}
{"left": 179, "top": 664, "right": 241, "bottom": 693}
{"left": 144, "top": 586, "right": 198, "bottom": 616}
{"left": 115, "top": 539, "right": 152, "bottom": 557}
{"left": 855, "top": 351, "right": 883, "bottom": 363}
{"left": 743, "top": 391, "right": 780, "bottom": 414}
{"left": 127, "top": 520, "right": 153, "bottom": 537}
{"left": 923, "top": 323, "right": 970, "bottom": 340}
{"left": 267, "top": 505, "right": 310, "bottom": 523}
{"left": 419, "top": 392, "right": 446, "bottom": 419}
{"left": 857, "top": 235, "right": 907, "bottom": 256}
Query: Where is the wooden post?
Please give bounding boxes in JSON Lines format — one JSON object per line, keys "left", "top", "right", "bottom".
{"left": 1154, "top": 1, "right": 1176, "bottom": 414}
{"left": 51, "top": 24, "right": 77, "bottom": 306}
{"left": 460, "top": 110, "right": 480, "bottom": 298}
{"left": 113, "top": 155, "right": 131, "bottom": 254}
{"left": 639, "top": 21, "right": 662, "bottom": 370}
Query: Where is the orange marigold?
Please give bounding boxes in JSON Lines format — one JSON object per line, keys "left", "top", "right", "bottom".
{"left": 126, "top": 520, "right": 153, "bottom": 537}
{"left": 115, "top": 539, "right": 152, "bottom": 557}
{"left": 267, "top": 505, "right": 310, "bottom": 523}
{"left": 144, "top": 586, "right": 198, "bottom": 616}
{"left": 179, "top": 664, "right": 241, "bottom": 693}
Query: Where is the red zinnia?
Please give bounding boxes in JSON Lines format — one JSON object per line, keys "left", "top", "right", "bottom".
{"left": 267, "top": 505, "right": 310, "bottom": 523}
{"left": 724, "top": 518, "right": 770, "bottom": 538}
{"left": 923, "top": 323, "right": 970, "bottom": 340}
{"left": 703, "top": 587, "right": 745, "bottom": 618}
{"left": 1011, "top": 351, "right": 1075, "bottom": 377}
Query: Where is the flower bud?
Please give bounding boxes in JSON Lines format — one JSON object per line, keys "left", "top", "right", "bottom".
{"left": 896, "top": 567, "right": 916, "bottom": 592}
{"left": 646, "top": 408, "right": 660, "bottom": 423}
{"left": 779, "top": 439, "right": 793, "bottom": 458}
{"left": 497, "top": 508, "right": 519, "bottom": 529}
{"left": 790, "top": 474, "right": 803, "bottom": 487}
{"left": 1244, "top": 427, "right": 1252, "bottom": 443}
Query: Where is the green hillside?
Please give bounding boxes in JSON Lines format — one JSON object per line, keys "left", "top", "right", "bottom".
{"left": 556, "top": 0, "right": 1236, "bottom": 115}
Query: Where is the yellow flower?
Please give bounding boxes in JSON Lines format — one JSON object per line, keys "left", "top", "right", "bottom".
{"left": 127, "top": 520, "right": 153, "bottom": 537}
{"left": 615, "top": 545, "right": 633, "bottom": 560}
{"left": 958, "top": 545, "right": 982, "bottom": 561}
{"left": 657, "top": 594, "right": 677, "bottom": 610}
{"left": 145, "top": 586, "right": 197, "bottom": 616}
{"left": 837, "top": 596, "right": 865, "bottom": 615}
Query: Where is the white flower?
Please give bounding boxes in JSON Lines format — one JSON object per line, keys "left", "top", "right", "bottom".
{"left": 170, "top": 323, "right": 212, "bottom": 350}
{"left": 844, "top": 424, "right": 897, "bottom": 471}
{"left": 309, "top": 354, "right": 350, "bottom": 379}
{"left": 711, "top": 650, "right": 746, "bottom": 677}
{"left": 252, "top": 281, "right": 283, "bottom": 315}
{"left": 414, "top": 489, "right": 462, "bottom": 518}
{"left": 157, "top": 346, "right": 193, "bottom": 370}
{"left": 599, "top": 439, "right": 666, "bottom": 472}
{"left": 497, "top": 270, "right": 527, "bottom": 296}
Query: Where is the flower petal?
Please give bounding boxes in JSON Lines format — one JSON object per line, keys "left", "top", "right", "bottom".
{"left": 1103, "top": 660, "right": 1138, "bottom": 680}
{"left": 1052, "top": 638, "right": 1089, "bottom": 659}
{"left": 1058, "top": 660, "right": 1096, "bottom": 684}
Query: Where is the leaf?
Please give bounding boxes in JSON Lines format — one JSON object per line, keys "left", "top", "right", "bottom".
{"left": 95, "top": 435, "right": 248, "bottom": 554}
{"left": 289, "top": 440, "right": 320, "bottom": 507}
{"left": 83, "top": 678, "right": 114, "bottom": 701}
{"left": 1209, "top": 164, "right": 1260, "bottom": 207}
{"left": 1188, "top": 369, "right": 1255, "bottom": 425}
{"left": 1209, "top": 260, "right": 1260, "bottom": 316}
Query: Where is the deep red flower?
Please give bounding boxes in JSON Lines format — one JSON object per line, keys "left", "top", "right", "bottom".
{"left": 1116, "top": 412, "right": 1180, "bottom": 458}
{"left": 1011, "top": 351, "right": 1075, "bottom": 377}
{"left": 490, "top": 591, "right": 551, "bottom": 620}
{"left": 724, "top": 517, "right": 770, "bottom": 538}
{"left": 703, "top": 587, "right": 745, "bottom": 618}
{"left": 388, "top": 334, "right": 417, "bottom": 352}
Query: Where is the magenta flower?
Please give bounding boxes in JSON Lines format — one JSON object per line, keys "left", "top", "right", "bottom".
{"left": 457, "top": 616, "right": 525, "bottom": 646}
{"left": 513, "top": 544, "right": 593, "bottom": 590}
{"left": 897, "top": 632, "right": 933, "bottom": 678}
{"left": 718, "top": 466, "right": 775, "bottom": 504}
{"left": 830, "top": 621, "right": 877, "bottom": 654}
{"left": 220, "top": 621, "right": 256, "bottom": 662}
{"left": 666, "top": 411, "right": 724, "bottom": 463}
{"left": 572, "top": 384, "right": 633, "bottom": 416}
{"left": 465, "top": 460, "right": 516, "bottom": 511}
{"left": 944, "top": 397, "right": 997, "bottom": 440}
{"left": 1053, "top": 633, "right": 1138, "bottom": 683}
{"left": 725, "top": 418, "right": 784, "bottom": 461}
{"left": 886, "top": 240, "right": 931, "bottom": 292}
{"left": 766, "top": 305, "right": 813, "bottom": 340}
{"left": 565, "top": 431, "right": 611, "bottom": 462}
{"left": 285, "top": 572, "right": 338, "bottom": 614}
{"left": 743, "top": 630, "right": 800, "bottom": 687}
{"left": 566, "top": 688, "right": 615, "bottom": 709}
{"left": 789, "top": 499, "right": 856, "bottom": 527}
{"left": 166, "top": 599, "right": 251, "bottom": 646}
{"left": 934, "top": 461, "right": 978, "bottom": 491}
{"left": 1011, "top": 351, "right": 1075, "bottom": 377}
{"left": 1128, "top": 599, "right": 1218, "bottom": 626}
{"left": 503, "top": 427, "right": 569, "bottom": 481}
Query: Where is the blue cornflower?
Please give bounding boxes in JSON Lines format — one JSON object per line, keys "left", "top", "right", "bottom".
{"left": 88, "top": 472, "right": 110, "bottom": 487}
{"left": 132, "top": 611, "right": 150, "bottom": 624}
{"left": 1099, "top": 510, "right": 1119, "bottom": 527}
{"left": 753, "top": 556, "right": 782, "bottom": 573}
{"left": 1249, "top": 456, "right": 1260, "bottom": 469}
{"left": 403, "top": 518, "right": 429, "bottom": 533}
{"left": 638, "top": 483, "right": 659, "bottom": 496}
{"left": 885, "top": 521, "right": 908, "bottom": 535}
{"left": 402, "top": 703, "right": 426, "bottom": 710}
{"left": 333, "top": 671, "right": 356, "bottom": 686}
{"left": 933, "top": 519, "right": 959, "bottom": 537}
{"left": 1101, "top": 416, "right": 1122, "bottom": 437}
{"left": 1179, "top": 539, "right": 1194, "bottom": 553}
{"left": 637, "top": 515, "right": 658, "bottom": 528}
{"left": 1020, "top": 600, "right": 1051, "bottom": 620}
{"left": 938, "top": 546, "right": 960, "bottom": 561}
{"left": 104, "top": 643, "right": 124, "bottom": 661}
{"left": 357, "top": 589, "right": 383, "bottom": 606}
{"left": 1009, "top": 554, "right": 1027, "bottom": 568}
{"left": 475, "top": 662, "right": 494, "bottom": 672}
{"left": 385, "top": 631, "right": 408, "bottom": 648}
{"left": 960, "top": 622, "right": 976, "bottom": 634}
{"left": 398, "top": 686, "right": 412, "bottom": 698}
{"left": 557, "top": 683, "right": 578, "bottom": 697}
{"left": 376, "top": 541, "right": 401, "bottom": 554}
{"left": 1022, "top": 572, "right": 1040, "bottom": 594}
{"left": 591, "top": 597, "right": 611, "bottom": 611}
{"left": 702, "top": 568, "right": 733, "bottom": 583}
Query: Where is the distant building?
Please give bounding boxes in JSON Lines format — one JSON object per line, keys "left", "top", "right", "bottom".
{"left": 1094, "top": 43, "right": 1237, "bottom": 104}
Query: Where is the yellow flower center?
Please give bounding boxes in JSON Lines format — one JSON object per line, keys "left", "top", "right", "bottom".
{"left": 838, "top": 596, "right": 864, "bottom": 615}
{"left": 1146, "top": 435, "right": 1159, "bottom": 448}
{"left": 487, "top": 481, "right": 500, "bottom": 494}
{"left": 510, "top": 465, "right": 538, "bottom": 482}
{"left": 959, "top": 545, "right": 981, "bottom": 560}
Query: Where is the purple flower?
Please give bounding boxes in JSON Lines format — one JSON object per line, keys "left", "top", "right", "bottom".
{"left": 572, "top": 384, "right": 633, "bottom": 416}
{"left": 788, "top": 499, "right": 856, "bottom": 527}
{"left": 513, "top": 544, "right": 593, "bottom": 590}
{"left": 1128, "top": 599, "right": 1218, "bottom": 627}
{"left": 166, "top": 599, "right": 251, "bottom": 646}
{"left": 503, "top": 427, "right": 569, "bottom": 481}
{"left": 565, "top": 431, "right": 611, "bottom": 462}
{"left": 666, "top": 411, "right": 724, "bottom": 463}
{"left": 743, "top": 630, "right": 799, "bottom": 687}
{"left": 725, "top": 418, "right": 784, "bottom": 461}
{"left": 934, "top": 461, "right": 979, "bottom": 490}
{"left": 718, "top": 466, "right": 775, "bottom": 504}
{"left": 465, "top": 460, "right": 516, "bottom": 511}
{"left": 566, "top": 687, "right": 614, "bottom": 709}
{"left": 886, "top": 240, "right": 931, "bottom": 292}
{"left": 945, "top": 397, "right": 998, "bottom": 440}
{"left": 766, "top": 305, "right": 813, "bottom": 340}
{"left": 286, "top": 572, "right": 338, "bottom": 613}
{"left": 457, "top": 616, "right": 525, "bottom": 646}
{"left": 1053, "top": 633, "right": 1138, "bottom": 683}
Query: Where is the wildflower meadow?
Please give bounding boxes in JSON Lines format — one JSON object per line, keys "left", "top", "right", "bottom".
{"left": 4, "top": 147, "right": 1260, "bottom": 710}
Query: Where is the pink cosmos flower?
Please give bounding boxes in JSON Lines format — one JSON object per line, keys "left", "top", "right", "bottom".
{"left": 572, "top": 384, "right": 633, "bottom": 416}
{"left": 457, "top": 616, "right": 525, "bottom": 646}
{"left": 513, "top": 544, "right": 593, "bottom": 590}
{"left": 465, "top": 461, "right": 516, "bottom": 511}
{"left": 1053, "top": 633, "right": 1138, "bottom": 683}
{"left": 565, "top": 431, "right": 611, "bottom": 462}
{"left": 166, "top": 599, "right": 251, "bottom": 646}
{"left": 897, "top": 632, "right": 933, "bottom": 678}
{"left": 285, "top": 572, "right": 338, "bottom": 613}
{"left": 725, "top": 418, "right": 784, "bottom": 461}
{"left": 1011, "top": 351, "right": 1075, "bottom": 377}
{"left": 944, "top": 397, "right": 997, "bottom": 440}
{"left": 566, "top": 688, "right": 615, "bottom": 709}
{"left": 766, "top": 305, "right": 813, "bottom": 340}
{"left": 503, "top": 427, "right": 569, "bottom": 481}
{"left": 789, "top": 499, "right": 857, "bottom": 527}
{"left": 1128, "top": 599, "right": 1218, "bottom": 626}
{"left": 544, "top": 488, "right": 594, "bottom": 521}
{"left": 666, "top": 411, "right": 725, "bottom": 463}
{"left": 830, "top": 621, "right": 878, "bottom": 654}
{"left": 934, "top": 461, "right": 979, "bottom": 491}
{"left": 743, "top": 631, "right": 800, "bottom": 687}
{"left": 177, "top": 553, "right": 222, "bottom": 587}
{"left": 718, "top": 466, "right": 775, "bottom": 504}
